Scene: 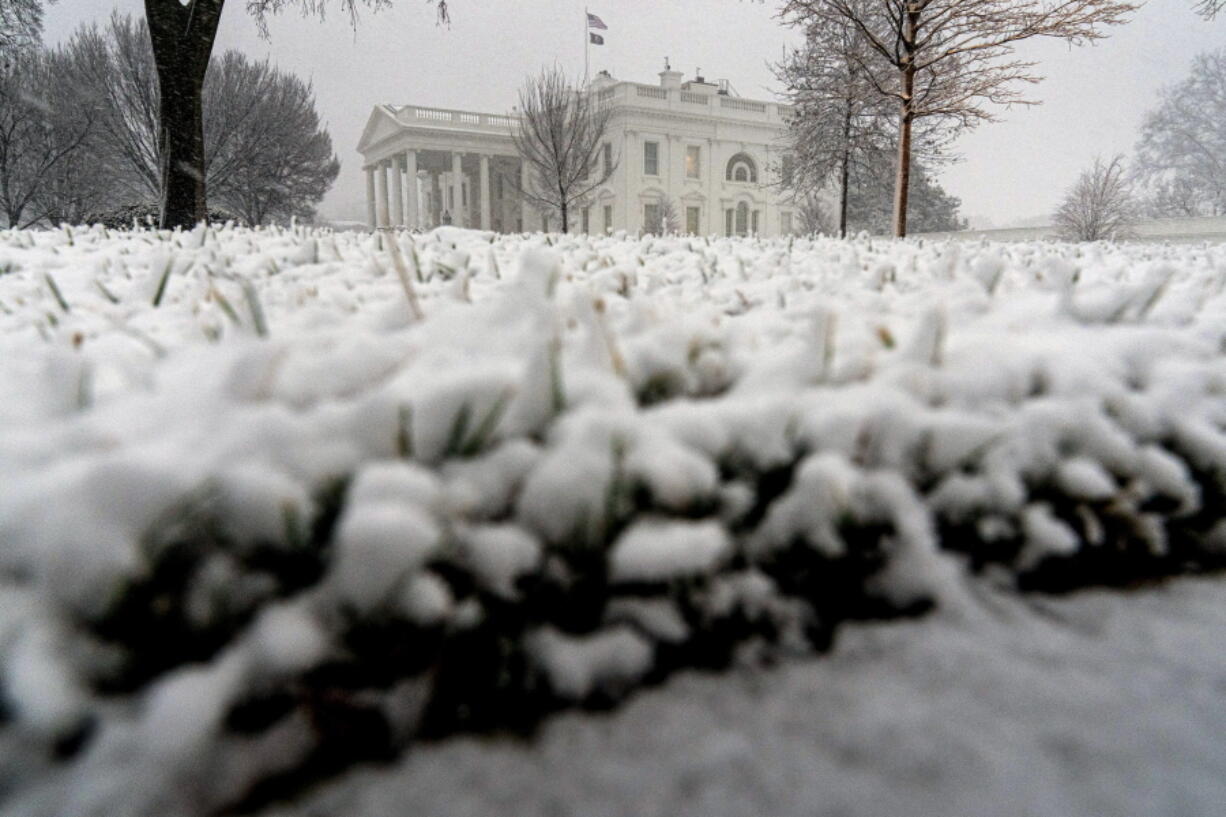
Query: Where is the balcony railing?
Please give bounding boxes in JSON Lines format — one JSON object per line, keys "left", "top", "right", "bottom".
{"left": 719, "top": 97, "right": 767, "bottom": 113}
{"left": 394, "top": 105, "right": 519, "bottom": 131}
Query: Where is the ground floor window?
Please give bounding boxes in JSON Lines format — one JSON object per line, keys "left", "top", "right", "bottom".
{"left": 604, "top": 205, "right": 613, "bottom": 233}
{"left": 582, "top": 207, "right": 590, "bottom": 234}
{"left": 644, "top": 202, "right": 661, "bottom": 234}
{"left": 686, "top": 206, "right": 700, "bottom": 235}
{"left": 735, "top": 202, "right": 749, "bottom": 236}
{"left": 781, "top": 211, "right": 792, "bottom": 234}
{"left": 751, "top": 208, "right": 760, "bottom": 235}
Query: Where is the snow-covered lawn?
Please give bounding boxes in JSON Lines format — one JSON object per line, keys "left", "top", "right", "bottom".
{"left": 1, "top": 224, "right": 1224, "bottom": 815}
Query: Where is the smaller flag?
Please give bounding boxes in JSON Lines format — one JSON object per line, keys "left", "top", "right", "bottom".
{"left": 589, "top": 32, "right": 604, "bottom": 45}
{"left": 587, "top": 12, "right": 608, "bottom": 30}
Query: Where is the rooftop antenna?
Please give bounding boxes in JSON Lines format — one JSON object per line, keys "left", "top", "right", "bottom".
{"left": 665, "top": 56, "right": 670, "bottom": 70}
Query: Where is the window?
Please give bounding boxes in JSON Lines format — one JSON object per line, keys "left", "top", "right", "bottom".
{"left": 644, "top": 141, "right": 659, "bottom": 176}
{"left": 582, "top": 207, "right": 590, "bottom": 234}
{"left": 781, "top": 211, "right": 793, "bottom": 234}
{"left": 751, "top": 209, "right": 760, "bottom": 235}
{"left": 735, "top": 202, "right": 749, "bottom": 236}
{"left": 644, "top": 203, "right": 661, "bottom": 233}
{"left": 725, "top": 153, "right": 758, "bottom": 183}
{"left": 725, "top": 209, "right": 733, "bottom": 236}
{"left": 686, "top": 206, "right": 700, "bottom": 235}
{"left": 781, "top": 154, "right": 795, "bottom": 187}
{"left": 603, "top": 143, "right": 613, "bottom": 178}
{"left": 685, "top": 145, "right": 701, "bottom": 179}
{"left": 604, "top": 204, "right": 613, "bottom": 233}
{"left": 644, "top": 203, "right": 662, "bottom": 233}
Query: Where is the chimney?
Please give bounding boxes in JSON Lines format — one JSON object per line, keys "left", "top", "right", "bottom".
{"left": 659, "top": 56, "right": 683, "bottom": 90}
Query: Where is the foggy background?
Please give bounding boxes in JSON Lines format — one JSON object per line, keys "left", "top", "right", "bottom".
{"left": 43, "top": 0, "right": 1222, "bottom": 228}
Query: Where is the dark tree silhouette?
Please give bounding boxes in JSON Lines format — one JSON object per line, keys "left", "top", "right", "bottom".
{"left": 61, "top": 15, "right": 339, "bottom": 226}
{"left": 0, "top": 47, "right": 98, "bottom": 227}
{"left": 130, "top": 1, "right": 446, "bottom": 229}
{"left": 511, "top": 65, "right": 617, "bottom": 233}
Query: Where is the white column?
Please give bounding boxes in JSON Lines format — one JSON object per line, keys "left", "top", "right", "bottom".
{"left": 450, "top": 152, "right": 464, "bottom": 228}
{"left": 479, "top": 154, "right": 491, "bottom": 231}
{"left": 405, "top": 150, "right": 419, "bottom": 229}
{"left": 375, "top": 160, "right": 389, "bottom": 228}
{"left": 365, "top": 166, "right": 376, "bottom": 228}
{"left": 431, "top": 170, "right": 442, "bottom": 227}
{"left": 520, "top": 160, "right": 531, "bottom": 232}
{"left": 390, "top": 157, "right": 404, "bottom": 228}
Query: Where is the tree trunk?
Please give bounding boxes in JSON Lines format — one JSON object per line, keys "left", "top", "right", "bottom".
{"left": 892, "top": 95, "right": 913, "bottom": 238}
{"left": 892, "top": 8, "right": 919, "bottom": 239}
{"left": 560, "top": 200, "right": 568, "bottom": 233}
{"left": 839, "top": 102, "right": 852, "bottom": 238}
{"left": 144, "top": 0, "right": 224, "bottom": 230}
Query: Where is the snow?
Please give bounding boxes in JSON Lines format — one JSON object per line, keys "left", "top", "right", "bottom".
{"left": 262, "top": 575, "right": 1226, "bottom": 817}
{"left": 608, "top": 519, "right": 732, "bottom": 582}
{"left": 2, "top": 223, "right": 1226, "bottom": 815}
{"left": 527, "top": 625, "right": 655, "bottom": 701}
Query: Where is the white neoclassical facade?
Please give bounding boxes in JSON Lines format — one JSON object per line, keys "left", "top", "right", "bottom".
{"left": 357, "top": 67, "right": 796, "bottom": 236}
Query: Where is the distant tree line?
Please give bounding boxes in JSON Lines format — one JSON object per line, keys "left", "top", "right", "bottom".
{"left": 0, "top": 12, "right": 339, "bottom": 229}
{"left": 1051, "top": 44, "right": 1226, "bottom": 241}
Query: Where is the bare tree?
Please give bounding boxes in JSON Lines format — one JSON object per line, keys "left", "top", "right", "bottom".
{"left": 0, "top": 0, "right": 45, "bottom": 62}
{"left": 1134, "top": 49, "right": 1226, "bottom": 219}
{"left": 658, "top": 196, "right": 681, "bottom": 234}
{"left": 206, "top": 52, "right": 340, "bottom": 225}
{"left": 780, "top": 0, "right": 1135, "bottom": 237}
{"left": 58, "top": 14, "right": 338, "bottom": 226}
{"left": 1053, "top": 154, "right": 1137, "bottom": 241}
{"left": 1194, "top": 0, "right": 1223, "bottom": 17}
{"left": 775, "top": 16, "right": 891, "bottom": 237}
{"left": 512, "top": 65, "right": 617, "bottom": 234}
{"left": 797, "top": 190, "right": 833, "bottom": 234}
{"left": 0, "top": 48, "right": 98, "bottom": 227}
{"left": 64, "top": 14, "right": 162, "bottom": 203}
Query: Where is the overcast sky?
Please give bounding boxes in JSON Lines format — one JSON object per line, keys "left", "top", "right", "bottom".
{"left": 43, "top": 0, "right": 1223, "bottom": 227}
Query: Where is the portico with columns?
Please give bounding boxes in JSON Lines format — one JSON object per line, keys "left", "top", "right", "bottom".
{"left": 357, "top": 105, "right": 537, "bottom": 232}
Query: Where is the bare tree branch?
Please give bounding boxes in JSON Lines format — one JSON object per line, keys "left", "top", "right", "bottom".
{"left": 780, "top": 0, "right": 1136, "bottom": 236}
{"left": 510, "top": 65, "right": 617, "bottom": 233}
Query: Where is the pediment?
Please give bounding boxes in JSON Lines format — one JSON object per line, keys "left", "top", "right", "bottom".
{"left": 356, "top": 106, "right": 406, "bottom": 157}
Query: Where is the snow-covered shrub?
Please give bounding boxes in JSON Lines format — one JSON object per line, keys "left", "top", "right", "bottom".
{"left": 2, "top": 224, "right": 1226, "bottom": 816}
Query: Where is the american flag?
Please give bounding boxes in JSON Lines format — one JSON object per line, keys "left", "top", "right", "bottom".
{"left": 586, "top": 12, "right": 608, "bottom": 30}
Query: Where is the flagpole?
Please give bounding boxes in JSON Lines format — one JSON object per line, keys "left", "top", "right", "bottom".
{"left": 584, "top": 6, "right": 590, "bottom": 85}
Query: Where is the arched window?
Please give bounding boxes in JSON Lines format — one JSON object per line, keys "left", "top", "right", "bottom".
{"left": 725, "top": 153, "right": 758, "bottom": 183}
{"left": 735, "top": 202, "right": 749, "bottom": 236}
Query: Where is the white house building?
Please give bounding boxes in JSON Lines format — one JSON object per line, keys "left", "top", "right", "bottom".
{"left": 356, "top": 67, "right": 797, "bottom": 236}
